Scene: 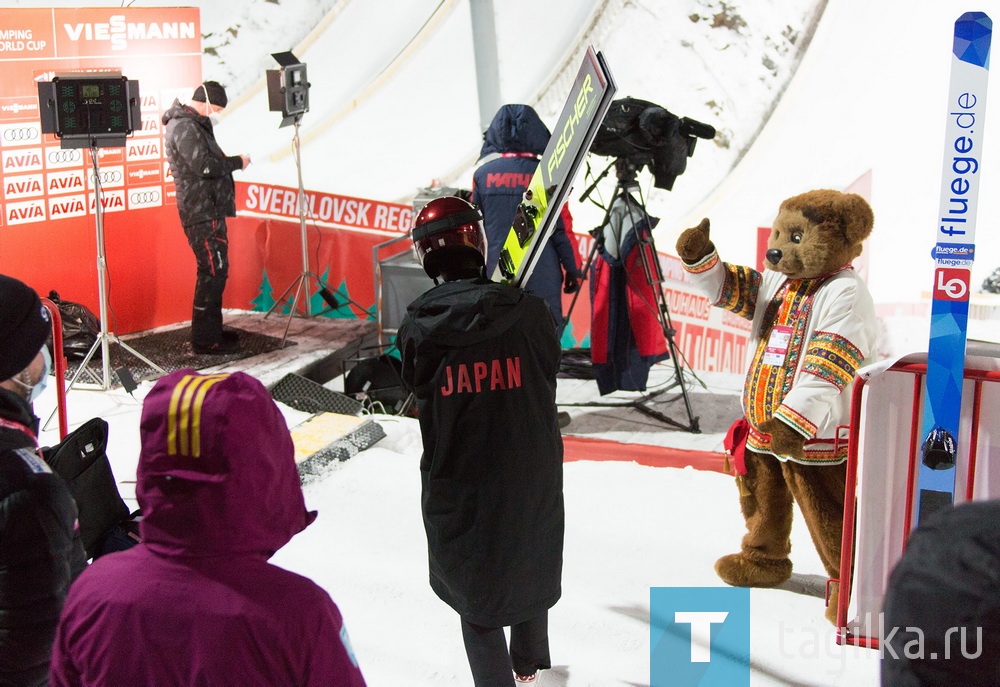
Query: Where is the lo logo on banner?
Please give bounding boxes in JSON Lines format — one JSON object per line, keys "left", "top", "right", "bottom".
{"left": 650, "top": 587, "right": 750, "bottom": 686}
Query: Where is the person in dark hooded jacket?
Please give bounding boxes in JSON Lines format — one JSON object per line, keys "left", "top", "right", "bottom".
{"left": 472, "top": 104, "right": 582, "bottom": 340}
{"left": 0, "top": 274, "right": 87, "bottom": 687}
{"left": 162, "top": 81, "right": 250, "bottom": 355}
{"left": 50, "top": 369, "right": 366, "bottom": 687}
{"left": 396, "top": 196, "right": 564, "bottom": 686}
{"left": 881, "top": 500, "right": 1000, "bottom": 686}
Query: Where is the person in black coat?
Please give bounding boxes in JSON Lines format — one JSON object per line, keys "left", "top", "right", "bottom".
{"left": 0, "top": 274, "right": 87, "bottom": 686}
{"left": 396, "top": 197, "right": 564, "bottom": 686}
{"left": 472, "top": 104, "right": 582, "bottom": 340}
{"left": 162, "top": 81, "right": 250, "bottom": 355}
{"left": 881, "top": 500, "right": 1000, "bottom": 686}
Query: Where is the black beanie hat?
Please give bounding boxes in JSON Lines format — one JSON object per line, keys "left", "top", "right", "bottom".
{"left": 0, "top": 274, "right": 51, "bottom": 381}
{"left": 191, "top": 81, "right": 228, "bottom": 109}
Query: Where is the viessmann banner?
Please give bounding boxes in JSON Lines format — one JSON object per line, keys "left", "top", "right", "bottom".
{"left": 0, "top": 7, "right": 202, "bottom": 333}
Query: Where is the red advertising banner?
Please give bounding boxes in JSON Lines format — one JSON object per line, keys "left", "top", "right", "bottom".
{"left": 237, "top": 181, "right": 414, "bottom": 234}
{"left": 0, "top": 7, "right": 202, "bottom": 334}
{"left": 228, "top": 181, "right": 418, "bottom": 328}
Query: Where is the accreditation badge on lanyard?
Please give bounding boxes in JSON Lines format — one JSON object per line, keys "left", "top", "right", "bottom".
{"left": 762, "top": 325, "right": 793, "bottom": 366}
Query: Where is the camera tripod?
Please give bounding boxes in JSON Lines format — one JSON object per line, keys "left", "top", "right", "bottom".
{"left": 564, "top": 157, "right": 701, "bottom": 432}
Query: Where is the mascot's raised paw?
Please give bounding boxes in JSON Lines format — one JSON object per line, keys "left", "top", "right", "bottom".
{"left": 675, "top": 217, "right": 715, "bottom": 264}
{"left": 758, "top": 417, "right": 806, "bottom": 460}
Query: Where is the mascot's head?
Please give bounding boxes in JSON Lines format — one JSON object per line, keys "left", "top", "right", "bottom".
{"left": 765, "top": 189, "right": 873, "bottom": 279}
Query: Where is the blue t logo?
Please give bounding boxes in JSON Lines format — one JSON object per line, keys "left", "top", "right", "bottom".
{"left": 651, "top": 587, "right": 750, "bottom": 686}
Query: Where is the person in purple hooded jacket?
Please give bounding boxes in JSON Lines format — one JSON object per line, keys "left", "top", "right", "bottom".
{"left": 50, "top": 370, "right": 366, "bottom": 687}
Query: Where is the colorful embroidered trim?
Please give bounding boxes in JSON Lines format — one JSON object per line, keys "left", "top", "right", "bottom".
{"left": 683, "top": 251, "right": 719, "bottom": 274}
{"left": 717, "top": 263, "right": 761, "bottom": 320}
{"left": 747, "top": 425, "right": 847, "bottom": 464}
{"left": 743, "top": 278, "right": 826, "bottom": 425}
{"left": 774, "top": 404, "right": 818, "bottom": 437}
{"left": 802, "top": 331, "right": 863, "bottom": 391}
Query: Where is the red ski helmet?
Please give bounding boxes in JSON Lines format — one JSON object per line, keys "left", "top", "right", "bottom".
{"left": 411, "top": 196, "right": 487, "bottom": 279}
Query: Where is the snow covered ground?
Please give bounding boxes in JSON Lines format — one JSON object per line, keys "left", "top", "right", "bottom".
{"left": 33, "top": 362, "right": 885, "bottom": 686}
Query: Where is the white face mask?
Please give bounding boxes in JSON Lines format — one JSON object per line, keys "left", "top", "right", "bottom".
{"left": 198, "top": 84, "right": 223, "bottom": 126}
{"left": 13, "top": 345, "right": 51, "bottom": 403}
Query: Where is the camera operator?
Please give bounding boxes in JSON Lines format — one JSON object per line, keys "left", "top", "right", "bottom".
{"left": 162, "top": 81, "right": 251, "bottom": 356}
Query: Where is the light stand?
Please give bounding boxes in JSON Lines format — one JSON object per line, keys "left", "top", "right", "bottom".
{"left": 36, "top": 73, "right": 163, "bottom": 407}
{"left": 565, "top": 158, "right": 702, "bottom": 432}
{"left": 63, "top": 148, "right": 165, "bottom": 391}
{"left": 265, "top": 116, "right": 341, "bottom": 345}
{"left": 264, "top": 52, "right": 370, "bottom": 346}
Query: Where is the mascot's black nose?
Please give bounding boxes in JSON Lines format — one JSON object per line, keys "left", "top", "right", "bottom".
{"left": 766, "top": 249, "right": 782, "bottom": 265}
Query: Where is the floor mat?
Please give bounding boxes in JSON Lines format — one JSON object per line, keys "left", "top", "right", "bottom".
{"left": 63, "top": 326, "right": 292, "bottom": 387}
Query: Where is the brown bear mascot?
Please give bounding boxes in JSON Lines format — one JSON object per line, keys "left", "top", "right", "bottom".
{"left": 676, "top": 189, "right": 878, "bottom": 623}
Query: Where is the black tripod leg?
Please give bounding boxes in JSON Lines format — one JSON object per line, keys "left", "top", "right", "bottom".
{"left": 562, "top": 227, "right": 602, "bottom": 330}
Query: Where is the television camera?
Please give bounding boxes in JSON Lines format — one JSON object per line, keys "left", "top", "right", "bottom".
{"left": 589, "top": 97, "right": 716, "bottom": 189}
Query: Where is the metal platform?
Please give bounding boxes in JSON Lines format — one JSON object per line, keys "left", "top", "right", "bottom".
{"left": 62, "top": 309, "right": 380, "bottom": 391}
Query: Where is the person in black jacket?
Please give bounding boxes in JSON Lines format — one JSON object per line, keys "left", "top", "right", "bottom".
{"left": 162, "top": 81, "right": 250, "bottom": 355}
{"left": 472, "top": 104, "right": 582, "bottom": 341}
{"left": 396, "top": 197, "right": 564, "bottom": 686}
{"left": 881, "top": 500, "right": 1000, "bottom": 686}
{"left": 0, "top": 274, "right": 87, "bottom": 687}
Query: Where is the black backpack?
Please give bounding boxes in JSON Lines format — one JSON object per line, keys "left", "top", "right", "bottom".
{"left": 42, "top": 417, "right": 132, "bottom": 559}
{"left": 47, "top": 290, "right": 101, "bottom": 361}
{"left": 344, "top": 354, "right": 414, "bottom": 416}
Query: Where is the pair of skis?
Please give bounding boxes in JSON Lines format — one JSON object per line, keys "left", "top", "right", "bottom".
{"left": 916, "top": 12, "right": 992, "bottom": 524}
{"left": 492, "top": 46, "right": 617, "bottom": 287}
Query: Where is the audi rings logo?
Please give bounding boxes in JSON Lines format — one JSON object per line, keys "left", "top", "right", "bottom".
{"left": 92, "top": 170, "right": 123, "bottom": 184}
{"left": 130, "top": 190, "right": 160, "bottom": 204}
{"left": 3, "top": 127, "right": 39, "bottom": 142}
{"left": 48, "top": 149, "right": 82, "bottom": 164}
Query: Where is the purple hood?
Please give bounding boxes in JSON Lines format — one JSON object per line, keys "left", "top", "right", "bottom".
{"left": 137, "top": 369, "right": 316, "bottom": 559}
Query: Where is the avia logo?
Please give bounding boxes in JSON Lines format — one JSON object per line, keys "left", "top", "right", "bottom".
{"left": 47, "top": 172, "right": 85, "bottom": 193}
{"left": 4, "top": 175, "right": 43, "bottom": 199}
{"left": 88, "top": 190, "right": 125, "bottom": 213}
{"left": 49, "top": 195, "right": 87, "bottom": 220}
{"left": 62, "top": 15, "right": 196, "bottom": 51}
{"left": 3, "top": 151, "right": 42, "bottom": 172}
{"left": 5, "top": 199, "right": 46, "bottom": 225}
{"left": 127, "top": 140, "right": 160, "bottom": 160}
{"left": 651, "top": 587, "right": 750, "bottom": 686}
